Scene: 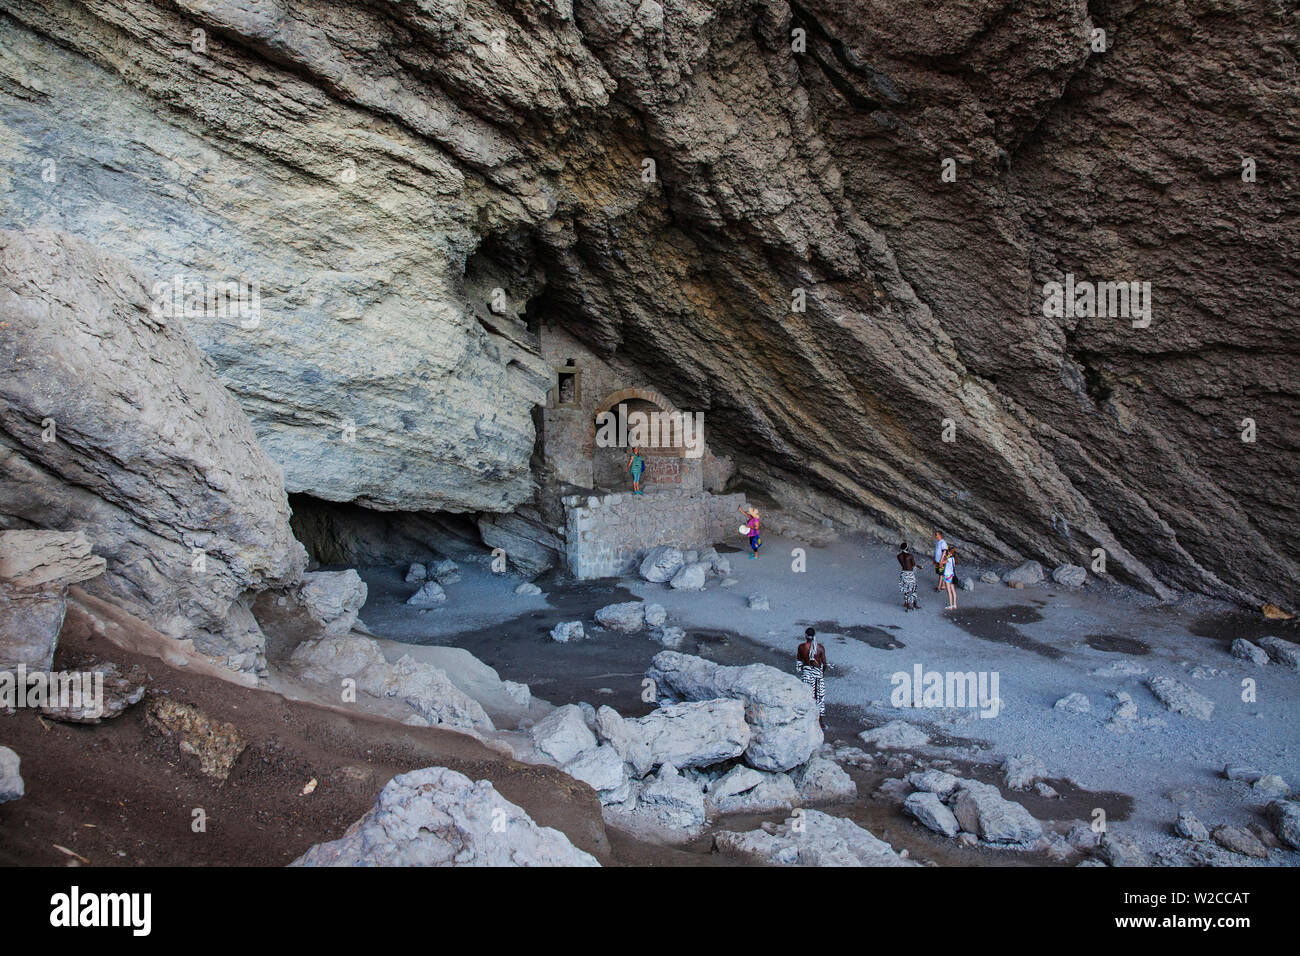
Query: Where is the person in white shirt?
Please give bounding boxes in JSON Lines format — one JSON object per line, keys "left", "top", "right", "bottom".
{"left": 942, "top": 548, "right": 958, "bottom": 610}
{"left": 933, "top": 530, "right": 947, "bottom": 592}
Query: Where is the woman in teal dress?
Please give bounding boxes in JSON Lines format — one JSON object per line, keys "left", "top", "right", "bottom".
{"left": 626, "top": 446, "right": 645, "bottom": 494}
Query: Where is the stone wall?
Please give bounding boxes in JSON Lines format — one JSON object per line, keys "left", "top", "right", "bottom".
{"left": 564, "top": 490, "right": 747, "bottom": 580}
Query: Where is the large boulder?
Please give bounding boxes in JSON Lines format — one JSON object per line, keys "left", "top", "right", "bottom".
{"left": 646, "top": 651, "right": 822, "bottom": 772}
{"left": 1004, "top": 561, "right": 1045, "bottom": 586}
{"left": 596, "top": 700, "right": 750, "bottom": 778}
{"left": 792, "top": 756, "right": 857, "bottom": 803}
{"left": 1051, "top": 564, "right": 1087, "bottom": 587}
{"left": 562, "top": 745, "right": 630, "bottom": 805}
{"left": 1264, "top": 801, "right": 1300, "bottom": 850}
{"left": 706, "top": 769, "right": 800, "bottom": 814}
{"left": 0, "top": 529, "right": 105, "bottom": 671}
{"left": 950, "top": 780, "right": 1043, "bottom": 845}
{"left": 292, "top": 767, "right": 599, "bottom": 866}
{"left": 0, "top": 228, "right": 306, "bottom": 676}
{"left": 1146, "top": 676, "right": 1214, "bottom": 720}
{"left": 530, "top": 704, "right": 597, "bottom": 765}
{"left": 639, "top": 546, "right": 685, "bottom": 583}
{"left": 714, "top": 810, "right": 917, "bottom": 866}
{"left": 904, "top": 791, "right": 960, "bottom": 838}
{"left": 668, "top": 562, "right": 708, "bottom": 591}
{"left": 1258, "top": 637, "right": 1300, "bottom": 670}
{"left": 632, "top": 763, "right": 708, "bottom": 831}
{"left": 290, "top": 634, "right": 492, "bottom": 732}
{"left": 297, "top": 570, "right": 367, "bottom": 636}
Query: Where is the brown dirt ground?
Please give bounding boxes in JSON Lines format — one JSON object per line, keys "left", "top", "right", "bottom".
{"left": 0, "top": 609, "right": 726, "bottom": 867}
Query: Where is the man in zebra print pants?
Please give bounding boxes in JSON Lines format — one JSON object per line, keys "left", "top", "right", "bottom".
{"left": 796, "top": 627, "right": 827, "bottom": 730}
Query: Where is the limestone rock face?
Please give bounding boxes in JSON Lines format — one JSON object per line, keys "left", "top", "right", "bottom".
{"left": 0, "top": 529, "right": 105, "bottom": 670}
{"left": 0, "top": 229, "right": 306, "bottom": 675}
{"left": 1, "top": 1, "right": 1296, "bottom": 609}
{"left": 292, "top": 767, "right": 601, "bottom": 867}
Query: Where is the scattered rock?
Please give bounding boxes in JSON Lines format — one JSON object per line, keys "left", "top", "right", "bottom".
{"left": 1230, "top": 638, "right": 1270, "bottom": 666}
{"left": 594, "top": 601, "right": 645, "bottom": 633}
{"left": 1004, "top": 560, "right": 1044, "bottom": 586}
{"left": 1067, "top": 824, "right": 1101, "bottom": 851}
{"left": 950, "top": 780, "right": 1042, "bottom": 845}
{"left": 1263, "top": 800, "right": 1300, "bottom": 849}
{"left": 791, "top": 756, "right": 857, "bottom": 803}
{"left": 1002, "top": 754, "right": 1048, "bottom": 790}
{"left": 634, "top": 763, "right": 707, "bottom": 831}
{"left": 1252, "top": 774, "right": 1290, "bottom": 799}
{"left": 643, "top": 604, "right": 667, "bottom": 628}
{"left": 714, "top": 810, "right": 916, "bottom": 866}
{"left": 960, "top": 577, "right": 975, "bottom": 591}
{"left": 746, "top": 594, "right": 769, "bottom": 611}
{"left": 859, "top": 720, "right": 930, "bottom": 750}
{"left": 1054, "top": 692, "right": 1091, "bottom": 714}
{"left": 0, "top": 746, "right": 23, "bottom": 803}
{"left": 430, "top": 559, "right": 460, "bottom": 585}
{"left": 292, "top": 767, "right": 600, "bottom": 866}
{"left": 720, "top": 578, "right": 738, "bottom": 588}
{"left": 904, "top": 791, "right": 960, "bottom": 838}
{"left": 1257, "top": 636, "right": 1300, "bottom": 669}
{"left": 1224, "top": 765, "right": 1264, "bottom": 783}
{"left": 979, "top": 572, "right": 1000, "bottom": 585}
{"left": 596, "top": 700, "right": 750, "bottom": 778}
{"left": 513, "top": 581, "right": 543, "bottom": 596}
{"left": 298, "top": 569, "right": 367, "bottom": 636}
{"left": 639, "top": 546, "right": 685, "bottom": 584}
{"left": 707, "top": 769, "right": 800, "bottom": 814}
{"left": 1098, "top": 832, "right": 1148, "bottom": 867}
{"left": 646, "top": 651, "right": 822, "bottom": 772}
{"left": 1211, "top": 824, "right": 1268, "bottom": 859}
{"left": 907, "top": 769, "right": 958, "bottom": 798}
{"left": 1146, "top": 676, "right": 1214, "bottom": 720}
{"left": 1051, "top": 564, "right": 1087, "bottom": 587}
{"left": 707, "top": 765, "right": 765, "bottom": 802}
{"left": 649, "top": 626, "right": 686, "bottom": 648}
{"left": 145, "top": 698, "right": 247, "bottom": 780}
{"left": 407, "top": 581, "right": 447, "bottom": 606}
{"left": 549, "top": 621, "right": 585, "bottom": 643}
{"left": 404, "top": 563, "right": 427, "bottom": 584}
{"left": 1174, "top": 810, "right": 1209, "bottom": 842}
{"left": 0, "top": 529, "right": 106, "bottom": 671}
{"left": 530, "top": 704, "right": 598, "bottom": 765}
{"left": 1034, "top": 782, "right": 1059, "bottom": 798}
{"left": 668, "top": 562, "right": 707, "bottom": 591}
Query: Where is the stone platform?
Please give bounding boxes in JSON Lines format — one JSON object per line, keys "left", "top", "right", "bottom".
{"left": 563, "top": 490, "right": 746, "bottom": 580}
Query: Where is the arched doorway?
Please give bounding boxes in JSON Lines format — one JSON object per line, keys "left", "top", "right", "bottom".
{"left": 590, "top": 388, "right": 687, "bottom": 490}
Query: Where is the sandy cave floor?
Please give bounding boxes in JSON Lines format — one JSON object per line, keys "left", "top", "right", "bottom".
{"left": 355, "top": 531, "right": 1300, "bottom": 866}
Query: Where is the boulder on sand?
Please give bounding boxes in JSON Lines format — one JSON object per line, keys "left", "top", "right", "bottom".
{"left": 550, "top": 621, "right": 585, "bottom": 643}
{"left": 596, "top": 700, "right": 750, "bottom": 778}
{"left": 904, "top": 791, "right": 959, "bottom": 838}
{"left": 1264, "top": 800, "right": 1300, "bottom": 850}
{"left": 1004, "top": 561, "right": 1045, "bottom": 586}
{"left": 859, "top": 720, "right": 930, "bottom": 750}
{"left": 792, "top": 756, "right": 857, "bottom": 803}
{"left": 292, "top": 767, "right": 599, "bottom": 866}
{"left": 645, "top": 652, "right": 822, "bottom": 772}
{"left": 1052, "top": 564, "right": 1087, "bottom": 587}
{"left": 1230, "top": 639, "right": 1269, "bottom": 666}
{"left": 669, "top": 562, "right": 707, "bottom": 591}
{"left": 562, "top": 744, "right": 630, "bottom": 805}
{"left": 0, "top": 746, "right": 23, "bottom": 804}
{"left": 1258, "top": 637, "right": 1300, "bottom": 670}
{"left": 407, "top": 581, "right": 447, "bottom": 607}
{"left": 1146, "top": 676, "right": 1214, "bottom": 720}
{"left": 950, "top": 780, "right": 1042, "bottom": 845}
{"left": 297, "top": 569, "right": 367, "bottom": 636}
{"left": 594, "top": 601, "right": 646, "bottom": 633}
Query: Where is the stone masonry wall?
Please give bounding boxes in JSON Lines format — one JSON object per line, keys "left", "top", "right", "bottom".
{"left": 564, "top": 490, "right": 747, "bottom": 580}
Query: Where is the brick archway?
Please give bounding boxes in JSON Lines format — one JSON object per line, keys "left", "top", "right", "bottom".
{"left": 592, "top": 387, "right": 679, "bottom": 418}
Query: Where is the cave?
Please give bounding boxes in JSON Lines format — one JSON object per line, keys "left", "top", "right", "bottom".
{"left": 0, "top": 0, "right": 1296, "bottom": 887}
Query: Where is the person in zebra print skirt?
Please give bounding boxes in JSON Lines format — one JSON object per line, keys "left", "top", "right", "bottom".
{"left": 897, "top": 542, "right": 920, "bottom": 611}
{"left": 796, "top": 627, "right": 827, "bottom": 730}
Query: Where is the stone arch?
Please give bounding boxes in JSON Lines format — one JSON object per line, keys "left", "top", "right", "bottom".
{"left": 589, "top": 387, "right": 690, "bottom": 488}
{"left": 591, "top": 386, "right": 680, "bottom": 418}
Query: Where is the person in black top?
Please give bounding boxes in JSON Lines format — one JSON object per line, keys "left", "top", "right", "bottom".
{"left": 897, "top": 542, "right": 920, "bottom": 611}
{"left": 796, "top": 627, "right": 827, "bottom": 729}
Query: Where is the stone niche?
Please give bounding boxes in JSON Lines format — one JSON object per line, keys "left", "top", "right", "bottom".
{"left": 538, "top": 324, "right": 733, "bottom": 495}
{"left": 564, "top": 490, "right": 746, "bottom": 580}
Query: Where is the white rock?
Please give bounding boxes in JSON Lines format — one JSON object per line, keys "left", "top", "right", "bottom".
{"left": 634, "top": 763, "right": 706, "bottom": 830}
{"left": 669, "top": 562, "right": 707, "bottom": 591}
{"left": 950, "top": 780, "right": 1042, "bottom": 845}
{"left": 1230, "top": 639, "right": 1269, "bottom": 666}
{"left": 1147, "top": 676, "right": 1214, "bottom": 720}
{"left": 859, "top": 720, "right": 930, "bottom": 750}
{"left": 715, "top": 810, "right": 917, "bottom": 866}
{"left": 0, "top": 746, "right": 23, "bottom": 803}
{"left": 298, "top": 569, "right": 368, "bottom": 636}
{"left": 708, "top": 770, "right": 799, "bottom": 814}
{"left": 1051, "top": 564, "right": 1087, "bottom": 587}
{"left": 979, "top": 571, "right": 1000, "bottom": 585}
{"left": 1258, "top": 637, "right": 1300, "bottom": 669}
{"left": 514, "top": 581, "right": 542, "bottom": 596}
{"left": 649, "top": 626, "right": 686, "bottom": 648}
{"left": 596, "top": 700, "right": 750, "bottom": 778}
{"left": 907, "top": 769, "right": 959, "bottom": 798}
{"left": 291, "top": 767, "right": 599, "bottom": 866}
{"left": 1175, "top": 810, "right": 1209, "bottom": 842}
{"left": 1253, "top": 774, "right": 1290, "bottom": 798}
{"left": 639, "top": 546, "right": 684, "bottom": 583}
{"left": 594, "top": 601, "right": 645, "bottom": 632}
{"left": 1264, "top": 801, "right": 1300, "bottom": 850}
{"left": 746, "top": 594, "right": 770, "bottom": 611}
{"left": 1002, "top": 754, "right": 1048, "bottom": 790}
{"left": 550, "top": 621, "right": 585, "bottom": 643}
{"left": 1054, "top": 692, "right": 1091, "bottom": 714}
{"left": 707, "top": 765, "right": 764, "bottom": 801}
{"left": 792, "top": 756, "right": 857, "bottom": 802}
{"left": 1004, "top": 560, "right": 1045, "bottom": 586}
{"left": 404, "top": 563, "right": 427, "bottom": 584}
{"left": 407, "top": 581, "right": 447, "bottom": 606}
{"left": 904, "top": 791, "right": 959, "bottom": 838}
{"left": 646, "top": 651, "right": 822, "bottom": 772}
{"left": 563, "top": 744, "right": 629, "bottom": 803}
{"left": 643, "top": 603, "right": 667, "bottom": 627}
{"left": 530, "top": 704, "right": 598, "bottom": 765}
